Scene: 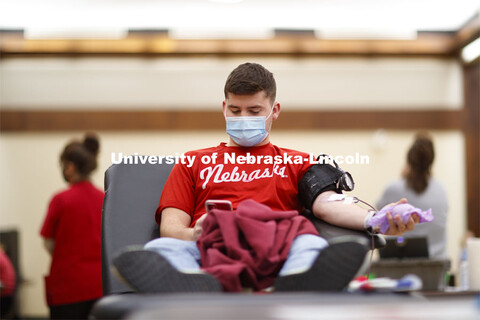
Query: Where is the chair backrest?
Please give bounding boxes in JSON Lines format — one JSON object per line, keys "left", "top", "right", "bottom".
{"left": 101, "top": 162, "right": 174, "bottom": 295}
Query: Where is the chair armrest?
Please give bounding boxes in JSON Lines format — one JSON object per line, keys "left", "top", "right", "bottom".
{"left": 301, "top": 210, "right": 386, "bottom": 249}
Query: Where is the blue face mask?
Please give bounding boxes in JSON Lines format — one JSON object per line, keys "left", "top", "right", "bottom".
{"left": 225, "top": 107, "right": 274, "bottom": 147}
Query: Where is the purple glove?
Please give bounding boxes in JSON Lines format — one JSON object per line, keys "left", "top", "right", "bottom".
{"left": 367, "top": 203, "right": 433, "bottom": 234}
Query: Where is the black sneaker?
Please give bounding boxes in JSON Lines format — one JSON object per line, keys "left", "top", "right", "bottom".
{"left": 274, "top": 235, "right": 370, "bottom": 292}
{"left": 112, "top": 248, "right": 222, "bottom": 293}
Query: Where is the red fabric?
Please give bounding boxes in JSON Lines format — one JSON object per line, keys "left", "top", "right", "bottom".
{"left": 0, "top": 250, "right": 16, "bottom": 297}
{"left": 40, "top": 181, "right": 104, "bottom": 306}
{"left": 197, "top": 199, "right": 318, "bottom": 292}
{"left": 156, "top": 143, "right": 314, "bottom": 227}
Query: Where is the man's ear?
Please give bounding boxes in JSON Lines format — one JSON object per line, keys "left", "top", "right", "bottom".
{"left": 272, "top": 102, "right": 281, "bottom": 121}
{"left": 222, "top": 100, "right": 226, "bottom": 115}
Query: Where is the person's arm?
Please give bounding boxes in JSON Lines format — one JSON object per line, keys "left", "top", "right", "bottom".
{"left": 312, "top": 190, "right": 417, "bottom": 236}
{"left": 40, "top": 195, "right": 60, "bottom": 252}
{"left": 160, "top": 207, "right": 207, "bottom": 241}
{"left": 43, "top": 238, "right": 55, "bottom": 255}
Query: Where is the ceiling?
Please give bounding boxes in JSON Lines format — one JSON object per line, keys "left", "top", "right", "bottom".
{"left": 0, "top": 0, "right": 479, "bottom": 39}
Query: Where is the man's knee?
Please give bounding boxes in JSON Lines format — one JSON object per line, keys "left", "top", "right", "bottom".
{"left": 144, "top": 237, "right": 197, "bottom": 253}
{"left": 292, "top": 234, "right": 328, "bottom": 251}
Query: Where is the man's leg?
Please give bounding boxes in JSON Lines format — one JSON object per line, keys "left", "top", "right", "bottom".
{"left": 144, "top": 237, "right": 201, "bottom": 272}
{"left": 113, "top": 237, "right": 221, "bottom": 293}
{"left": 279, "top": 234, "right": 328, "bottom": 276}
{"left": 275, "top": 235, "right": 370, "bottom": 292}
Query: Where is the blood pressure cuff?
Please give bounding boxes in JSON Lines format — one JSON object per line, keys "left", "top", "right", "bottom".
{"left": 299, "top": 163, "right": 343, "bottom": 210}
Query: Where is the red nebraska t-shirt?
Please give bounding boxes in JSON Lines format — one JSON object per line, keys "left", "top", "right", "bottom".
{"left": 156, "top": 143, "right": 315, "bottom": 227}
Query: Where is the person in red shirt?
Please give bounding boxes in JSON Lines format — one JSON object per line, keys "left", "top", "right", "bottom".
{"left": 40, "top": 133, "right": 104, "bottom": 319}
{"left": 0, "top": 244, "right": 16, "bottom": 318}
{"left": 114, "top": 63, "right": 418, "bottom": 293}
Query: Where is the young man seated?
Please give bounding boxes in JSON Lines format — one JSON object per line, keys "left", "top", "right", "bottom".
{"left": 114, "top": 63, "right": 418, "bottom": 292}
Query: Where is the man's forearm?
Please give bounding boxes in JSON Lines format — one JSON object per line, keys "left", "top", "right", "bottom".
{"left": 160, "top": 207, "right": 196, "bottom": 241}
{"left": 311, "top": 191, "right": 369, "bottom": 230}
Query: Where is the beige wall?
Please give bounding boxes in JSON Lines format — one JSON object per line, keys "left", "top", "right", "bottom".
{"left": 1, "top": 57, "right": 462, "bottom": 110}
{"left": 0, "top": 56, "right": 467, "bottom": 316}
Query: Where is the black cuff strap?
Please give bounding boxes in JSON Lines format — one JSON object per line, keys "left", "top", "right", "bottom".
{"left": 298, "top": 164, "right": 343, "bottom": 210}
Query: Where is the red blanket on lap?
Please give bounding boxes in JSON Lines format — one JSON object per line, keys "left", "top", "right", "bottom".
{"left": 196, "top": 199, "right": 318, "bottom": 292}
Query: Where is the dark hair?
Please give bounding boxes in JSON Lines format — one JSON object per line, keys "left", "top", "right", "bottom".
{"left": 406, "top": 133, "right": 435, "bottom": 193}
{"left": 224, "top": 63, "right": 276, "bottom": 103}
{"left": 60, "top": 133, "right": 100, "bottom": 177}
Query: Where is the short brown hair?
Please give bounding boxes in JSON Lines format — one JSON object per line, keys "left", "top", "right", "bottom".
{"left": 224, "top": 63, "right": 276, "bottom": 103}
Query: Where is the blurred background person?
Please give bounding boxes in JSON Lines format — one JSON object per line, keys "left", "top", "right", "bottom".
{"left": 40, "top": 133, "right": 104, "bottom": 319}
{"left": 0, "top": 243, "right": 17, "bottom": 319}
{"left": 376, "top": 132, "right": 448, "bottom": 259}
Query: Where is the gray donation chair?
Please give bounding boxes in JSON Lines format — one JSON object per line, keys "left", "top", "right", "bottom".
{"left": 101, "top": 162, "right": 174, "bottom": 295}
{"left": 92, "top": 162, "right": 385, "bottom": 319}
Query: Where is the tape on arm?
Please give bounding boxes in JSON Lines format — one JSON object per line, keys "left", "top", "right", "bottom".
{"left": 327, "top": 194, "right": 354, "bottom": 204}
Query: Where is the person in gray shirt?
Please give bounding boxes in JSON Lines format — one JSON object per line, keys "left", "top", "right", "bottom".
{"left": 377, "top": 133, "right": 448, "bottom": 259}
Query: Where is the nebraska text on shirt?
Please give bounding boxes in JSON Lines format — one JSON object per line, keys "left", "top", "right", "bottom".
{"left": 223, "top": 152, "right": 317, "bottom": 165}
{"left": 200, "top": 164, "right": 288, "bottom": 189}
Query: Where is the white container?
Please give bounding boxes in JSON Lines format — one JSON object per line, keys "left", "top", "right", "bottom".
{"left": 466, "top": 237, "right": 480, "bottom": 291}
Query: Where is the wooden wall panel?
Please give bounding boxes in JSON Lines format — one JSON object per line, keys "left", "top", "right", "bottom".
{"left": 0, "top": 109, "right": 463, "bottom": 132}
{"left": 464, "top": 61, "right": 480, "bottom": 237}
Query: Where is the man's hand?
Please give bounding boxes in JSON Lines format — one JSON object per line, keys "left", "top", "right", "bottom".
{"left": 193, "top": 213, "right": 208, "bottom": 241}
{"left": 381, "top": 198, "right": 420, "bottom": 236}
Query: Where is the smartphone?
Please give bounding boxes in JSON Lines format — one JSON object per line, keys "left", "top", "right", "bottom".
{"left": 205, "top": 200, "right": 233, "bottom": 213}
